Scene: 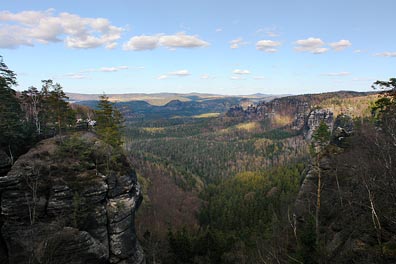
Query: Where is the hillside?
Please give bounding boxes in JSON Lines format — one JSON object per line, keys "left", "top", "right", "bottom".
{"left": 1, "top": 56, "right": 391, "bottom": 263}
{"left": 122, "top": 89, "right": 381, "bottom": 262}
{"left": 70, "top": 92, "right": 281, "bottom": 121}
{"left": 67, "top": 92, "right": 278, "bottom": 106}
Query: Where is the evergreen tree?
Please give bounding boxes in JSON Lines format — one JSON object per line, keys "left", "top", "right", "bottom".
{"left": 96, "top": 94, "right": 124, "bottom": 146}
{"left": 312, "top": 121, "right": 331, "bottom": 152}
{"left": 48, "top": 82, "right": 74, "bottom": 136}
{"left": 311, "top": 120, "right": 330, "bottom": 248}
{"left": 21, "top": 86, "right": 42, "bottom": 135}
{"left": 0, "top": 56, "right": 24, "bottom": 163}
{"left": 371, "top": 78, "right": 396, "bottom": 124}
{"left": 39, "top": 80, "right": 74, "bottom": 136}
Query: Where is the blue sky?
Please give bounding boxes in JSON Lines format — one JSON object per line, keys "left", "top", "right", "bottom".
{"left": 1, "top": 0, "right": 395, "bottom": 95}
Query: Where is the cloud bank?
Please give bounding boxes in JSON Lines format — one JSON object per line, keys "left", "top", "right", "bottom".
{"left": 0, "top": 9, "right": 123, "bottom": 49}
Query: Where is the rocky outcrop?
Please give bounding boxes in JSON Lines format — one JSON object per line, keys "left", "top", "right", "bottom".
{"left": 303, "top": 108, "right": 334, "bottom": 140}
{"left": 0, "top": 133, "right": 144, "bottom": 264}
{"left": 331, "top": 114, "right": 354, "bottom": 147}
{"left": 227, "top": 98, "right": 311, "bottom": 130}
{"left": 294, "top": 118, "right": 396, "bottom": 263}
{"left": 226, "top": 91, "right": 370, "bottom": 132}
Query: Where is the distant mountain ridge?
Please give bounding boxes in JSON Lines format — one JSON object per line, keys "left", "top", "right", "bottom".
{"left": 68, "top": 92, "right": 282, "bottom": 121}
{"left": 70, "top": 90, "right": 377, "bottom": 121}
{"left": 66, "top": 92, "right": 279, "bottom": 106}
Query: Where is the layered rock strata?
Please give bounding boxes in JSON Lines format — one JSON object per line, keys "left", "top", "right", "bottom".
{"left": 0, "top": 133, "right": 144, "bottom": 264}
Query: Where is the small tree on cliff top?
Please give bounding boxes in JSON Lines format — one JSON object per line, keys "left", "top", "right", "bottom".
{"left": 95, "top": 94, "right": 124, "bottom": 147}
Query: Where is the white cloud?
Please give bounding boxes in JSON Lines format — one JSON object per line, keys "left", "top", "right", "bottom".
{"left": 374, "top": 52, "right": 396, "bottom": 57}
{"left": 122, "top": 35, "right": 160, "bottom": 51}
{"left": 169, "top": 69, "right": 190, "bottom": 76}
{"left": 99, "top": 66, "right": 128, "bottom": 72}
{"left": 157, "top": 69, "right": 190, "bottom": 79}
{"left": 329, "top": 39, "right": 352, "bottom": 51}
{"left": 79, "top": 66, "right": 130, "bottom": 73}
{"left": 0, "top": 25, "right": 34, "bottom": 48}
{"left": 215, "top": 28, "right": 223, "bottom": 32}
{"left": 230, "top": 76, "right": 245, "bottom": 80}
{"left": 233, "top": 69, "right": 250, "bottom": 75}
{"left": 60, "top": 65, "right": 131, "bottom": 80}
{"left": 256, "top": 27, "right": 280, "bottom": 37}
{"left": 256, "top": 40, "right": 281, "bottom": 53}
{"left": 0, "top": 9, "right": 123, "bottom": 49}
{"left": 159, "top": 32, "right": 209, "bottom": 48}
{"left": 354, "top": 49, "right": 365, "bottom": 53}
{"left": 64, "top": 73, "right": 89, "bottom": 79}
{"left": 123, "top": 32, "right": 209, "bottom": 51}
{"left": 157, "top": 75, "right": 168, "bottom": 80}
{"left": 253, "top": 76, "right": 266, "bottom": 80}
{"left": 200, "top": 74, "right": 210, "bottom": 79}
{"left": 294, "top": 37, "right": 328, "bottom": 54}
{"left": 229, "top": 38, "right": 248, "bottom": 49}
{"left": 321, "top": 72, "right": 351, "bottom": 76}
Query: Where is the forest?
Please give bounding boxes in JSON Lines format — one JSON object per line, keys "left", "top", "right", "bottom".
{"left": 1, "top": 55, "right": 396, "bottom": 263}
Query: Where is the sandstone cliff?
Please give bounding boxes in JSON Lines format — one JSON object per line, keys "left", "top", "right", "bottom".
{"left": 0, "top": 132, "right": 144, "bottom": 264}
{"left": 295, "top": 115, "right": 396, "bottom": 263}
{"left": 226, "top": 91, "right": 372, "bottom": 132}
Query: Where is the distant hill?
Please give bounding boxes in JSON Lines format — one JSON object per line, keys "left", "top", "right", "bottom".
{"left": 66, "top": 92, "right": 278, "bottom": 106}
{"left": 68, "top": 92, "right": 281, "bottom": 121}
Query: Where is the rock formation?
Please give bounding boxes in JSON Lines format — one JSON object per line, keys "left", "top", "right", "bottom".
{"left": 226, "top": 97, "right": 311, "bottom": 130}
{"left": 331, "top": 114, "right": 354, "bottom": 147}
{"left": 226, "top": 91, "right": 370, "bottom": 133}
{"left": 0, "top": 132, "right": 144, "bottom": 264}
{"left": 294, "top": 112, "right": 396, "bottom": 262}
{"left": 303, "top": 108, "right": 334, "bottom": 140}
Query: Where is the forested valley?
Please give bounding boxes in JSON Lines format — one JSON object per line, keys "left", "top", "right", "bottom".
{"left": 1, "top": 56, "right": 396, "bottom": 263}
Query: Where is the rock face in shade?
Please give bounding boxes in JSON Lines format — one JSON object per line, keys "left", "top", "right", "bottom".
{"left": 0, "top": 150, "right": 11, "bottom": 176}
{"left": 0, "top": 133, "right": 144, "bottom": 264}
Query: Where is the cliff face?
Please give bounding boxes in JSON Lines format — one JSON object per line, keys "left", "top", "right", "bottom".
{"left": 295, "top": 115, "right": 396, "bottom": 263}
{"left": 303, "top": 108, "right": 334, "bottom": 140}
{"left": 0, "top": 133, "right": 144, "bottom": 264}
{"left": 227, "top": 97, "right": 311, "bottom": 130}
{"left": 226, "top": 91, "right": 372, "bottom": 133}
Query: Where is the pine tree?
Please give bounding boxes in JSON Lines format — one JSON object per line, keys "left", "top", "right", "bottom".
{"left": 0, "top": 56, "right": 24, "bottom": 163}
{"left": 38, "top": 80, "right": 74, "bottom": 137}
{"left": 95, "top": 94, "right": 124, "bottom": 147}
{"left": 21, "top": 86, "right": 42, "bottom": 135}
{"left": 311, "top": 121, "right": 331, "bottom": 247}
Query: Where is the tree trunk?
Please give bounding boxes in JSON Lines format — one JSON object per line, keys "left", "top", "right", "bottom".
{"left": 315, "top": 155, "right": 321, "bottom": 247}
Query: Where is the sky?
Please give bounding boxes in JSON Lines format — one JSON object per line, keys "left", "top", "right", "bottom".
{"left": 0, "top": 0, "right": 395, "bottom": 95}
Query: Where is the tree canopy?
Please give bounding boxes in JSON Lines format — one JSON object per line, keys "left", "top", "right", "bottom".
{"left": 372, "top": 78, "right": 396, "bottom": 119}
{"left": 95, "top": 94, "right": 124, "bottom": 147}
{"left": 0, "top": 56, "right": 25, "bottom": 158}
